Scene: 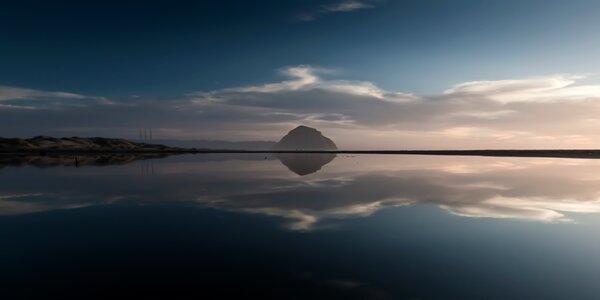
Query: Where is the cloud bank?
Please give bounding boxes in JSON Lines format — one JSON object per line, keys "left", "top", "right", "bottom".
{"left": 2, "top": 65, "right": 600, "bottom": 149}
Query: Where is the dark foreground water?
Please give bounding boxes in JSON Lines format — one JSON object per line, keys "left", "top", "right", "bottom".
{"left": 2, "top": 153, "right": 600, "bottom": 299}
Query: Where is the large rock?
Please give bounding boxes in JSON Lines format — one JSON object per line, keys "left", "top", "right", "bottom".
{"left": 272, "top": 126, "right": 337, "bottom": 150}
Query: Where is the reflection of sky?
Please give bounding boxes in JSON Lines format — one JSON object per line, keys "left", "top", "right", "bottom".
{"left": 3, "top": 154, "right": 600, "bottom": 230}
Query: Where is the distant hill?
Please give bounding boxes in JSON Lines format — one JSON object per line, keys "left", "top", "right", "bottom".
{"left": 272, "top": 126, "right": 337, "bottom": 150}
{"left": 0, "top": 136, "right": 179, "bottom": 152}
{"left": 152, "top": 139, "right": 276, "bottom": 150}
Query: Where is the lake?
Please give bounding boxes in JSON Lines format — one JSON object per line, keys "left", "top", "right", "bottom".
{"left": 1, "top": 153, "right": 600, "bottom": 299}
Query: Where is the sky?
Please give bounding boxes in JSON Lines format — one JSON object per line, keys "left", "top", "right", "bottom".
{"left": 2, "top": 0, "right": 600, "bottom": 149}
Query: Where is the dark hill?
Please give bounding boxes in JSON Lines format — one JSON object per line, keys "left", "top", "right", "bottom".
{"left": 152, "top": 139, "right": 275, "bottom": 150}
{"left": 0, "top": 136, "right": 180, "bottom": 152}
{"left": 272, "top": 126, "right": 337, "bottom": 150}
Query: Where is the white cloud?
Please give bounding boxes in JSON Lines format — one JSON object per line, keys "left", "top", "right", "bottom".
{"left": 200, "top": 65, "right": 414, "bottom": 100}
{"left": 0, "top": 103, "right": 37, "bottom": 110}
{"left": 221, "top": 66, "right": 321, "bottom": 93}
{"left": 444, "top": 74, "right": 600, "bottom": 103}
{"left": 0, "top": 85, "right": 89, "bottom": 101}
{"left": 6, "top": 65, "right": 600, "bottom": 149}
{"left": 451, "top": 110, "right": 516, "bottom": 119}
{"left": 0, "top": 85, "right": 108, "bottom": 112}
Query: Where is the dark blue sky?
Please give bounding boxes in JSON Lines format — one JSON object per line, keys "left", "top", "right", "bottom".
{"left": 3, "top": 0, "right": 600, "bottom": 148}
{"left": 3, "top": 0, "right": 600, "bottom": 97}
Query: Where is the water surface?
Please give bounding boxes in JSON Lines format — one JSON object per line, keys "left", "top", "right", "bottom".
{"left": 2, "top": 154, "right": 600, "bottom": 299}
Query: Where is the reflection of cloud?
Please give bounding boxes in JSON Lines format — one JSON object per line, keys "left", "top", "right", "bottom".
{"left": 4, "top": 155, "right": 600, "bottom": 230}
{"left": 241, "top": 208, "right": 320, "bottom": 231}
{"left": 441, "top": 196, "right": 600, "bottom": 223}
{"left": 0, "top": 193, "right": 49, "bottom": 215}
{"left": 229, "top": 197, "right": 413, "bottom": 231}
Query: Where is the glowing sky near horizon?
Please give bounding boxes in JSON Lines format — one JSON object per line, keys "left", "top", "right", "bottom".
{"left": 2, "top": 0, "right": 600, "bottom": 149}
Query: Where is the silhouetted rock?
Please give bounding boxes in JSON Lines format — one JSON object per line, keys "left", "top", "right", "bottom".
{"left": 275, "top": 153, "right": 336, "bottom": 176}
{"left": 272, "top": 126, "right": 337, "bottom": 150}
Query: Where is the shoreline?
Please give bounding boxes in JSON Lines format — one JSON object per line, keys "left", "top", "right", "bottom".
{"left": 4, "top": 149, "right": 600, "bottom": 159}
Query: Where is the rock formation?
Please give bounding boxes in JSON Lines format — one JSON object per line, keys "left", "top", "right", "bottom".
{"left": 272, "top": 126, "right": 337, "bottom": 150}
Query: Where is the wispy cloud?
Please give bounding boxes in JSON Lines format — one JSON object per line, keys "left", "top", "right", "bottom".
{"left": 0, "top": 86, "right": 88, "bottom": 101}
{"left": 298, "top": 0, "right": 379, "bottom": 22}
{"left": 5, "top": 65, "right": 600, "bottom": 149}
{"left": 322, "top": 0, "right": 374, "bottom": 12}
{"left": 200, "top": 65, "right": 413, "bottom": 100}
{"left": 443, "top": 74, "right": 600, "bottom": 103}
{"left": 0, "top": 85, "right": 107, "bottom": 110}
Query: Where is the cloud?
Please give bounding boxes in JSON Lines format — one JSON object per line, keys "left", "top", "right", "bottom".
{"left": 0, "top": 85, "right": 107, "bottom": 111}
{"left": 298, "top": 0, "right": 378, "bottom": 22}
{"left": 0, "top": 104, "right": 37, "bottom": 110}
{"left": 218, "top": 66, "right": 322, "bottom": 93}
{"left": 4, "top": 66, "right": 600, "bottom": 149}
{"left": 322, "top": 0, "right": 374, "bottom": 12}
{"left": 0, "top": 86, "right": 89, "bottom": 101}
{"left": 444, "top": 74, "right": 600, "bottom": 103}
{"left": 199, "top": 65, "right": 413, "bottom": 100}
{"left": 185, "top": 68, "right": 600, "bottom": 148}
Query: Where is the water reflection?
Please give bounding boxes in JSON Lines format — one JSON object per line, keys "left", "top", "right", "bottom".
{"left": 274, "top": 153, "right": 336, "bottom": 175}
{"left": 0, "top": 153, "right": 172, "bottom": 168}
{"left": 2, "top": 154, "right": 600, "bottom": 230}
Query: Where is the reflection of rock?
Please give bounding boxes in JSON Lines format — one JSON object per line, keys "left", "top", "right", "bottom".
{"left": 273, "top": 126, "right": 337, "bottom": 150}
{"left": 275, "top": 153, "right": 336, "bottom": 175}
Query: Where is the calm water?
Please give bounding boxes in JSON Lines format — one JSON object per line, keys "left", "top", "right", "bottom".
{"left": 2, "top": 154, "right": 600, "bottom": 299}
